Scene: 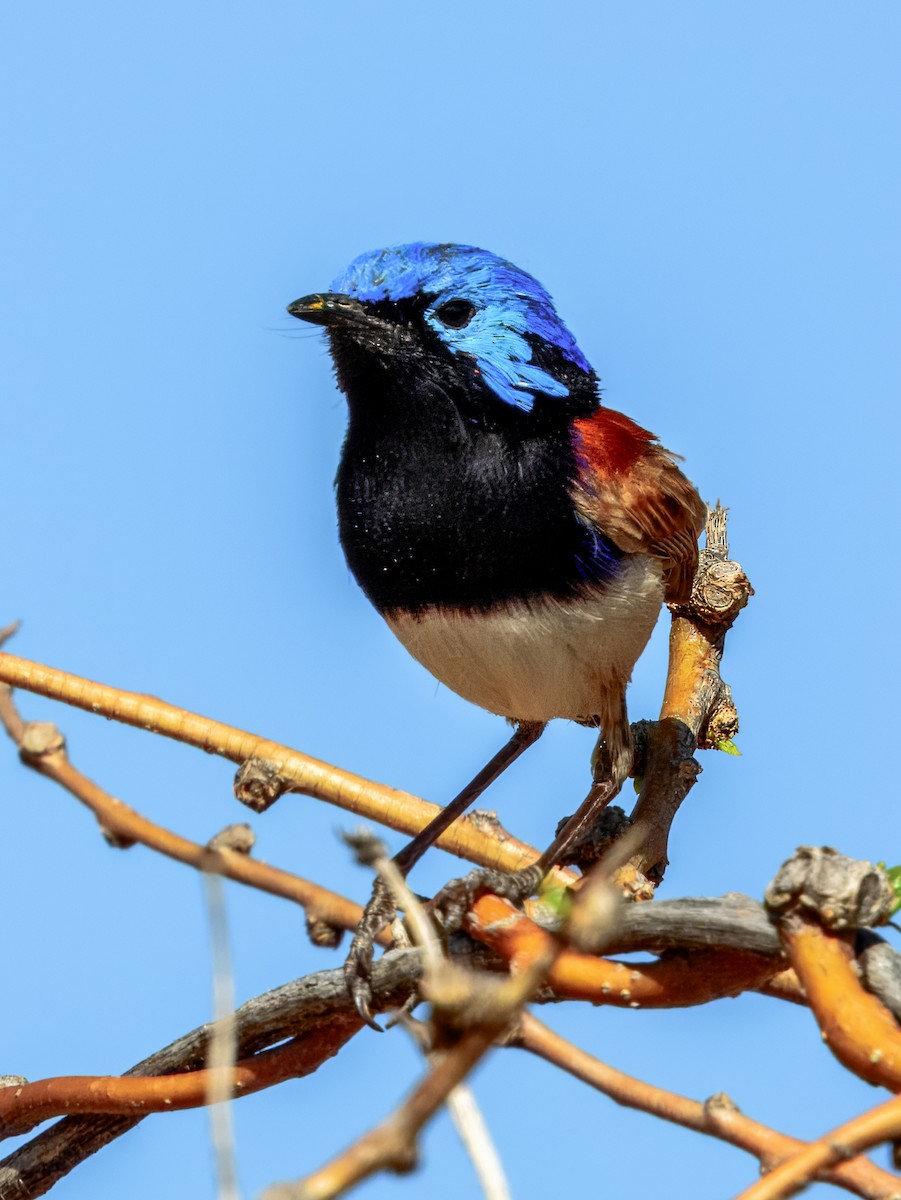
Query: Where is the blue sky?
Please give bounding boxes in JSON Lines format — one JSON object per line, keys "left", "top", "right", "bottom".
{"left": 3, "top": 3, "right": 900, "bottom": 1197}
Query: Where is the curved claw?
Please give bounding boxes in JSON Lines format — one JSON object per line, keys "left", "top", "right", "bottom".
{"left": 344, "top": 877, "right": 400, "bottom": 1030}
{"left": 431, "top": 865, "right": 543, "bottom": 934}
{"left": 345, "top": 950, "right": 384, "bottom": 1032}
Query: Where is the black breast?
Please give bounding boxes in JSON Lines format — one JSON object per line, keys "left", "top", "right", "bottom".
{"left": 335, "top": 372, "right": 622, "bottom": 614}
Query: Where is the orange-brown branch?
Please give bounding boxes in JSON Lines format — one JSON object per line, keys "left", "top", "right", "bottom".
{"left": 0, "top": 651, "right": 572, "bottom": 881}
{"left": 780, "top": 914, "right": 901, "bottom": 1091}
{"left": 628, "top": 505, "right": 751, "bottom": 877}
{"left": 518, "top": 1014, "right": 901, "bottom": 1200}
{"left": 52, "top": 751, "right": 384, "bottom": 941}
{"left": 659, "top": 614, "right": 719, "bottom": 728}
{"left": 735, "top": 1091, "right": 901, "bottom": 1200}
{"left": 269, "top": 848, "right": 626, "bottom": 1198}
{"left": 467, "top": 895, "right": 778, "bottom": 1007}
{"left": 269, "top": 1025, "right": 499, "bottom": 1200}
{"left": 0, "top": 685, "right": 392, "bottom": 945}
{"left": 0, "top": 1022, "right": 359, "bottom": 1137}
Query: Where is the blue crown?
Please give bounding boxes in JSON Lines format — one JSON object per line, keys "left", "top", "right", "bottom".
{"left": 332, "top": 243, "right": 592, "bottom": 411}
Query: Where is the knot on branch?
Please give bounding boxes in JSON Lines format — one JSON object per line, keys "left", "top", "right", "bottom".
{"left": 100, "top": 824, "right": 137, "bottom": 851}
{"left": 687, "top": 554, "right": 753, "bottom": 626}
{"left": 341, "top": 826, "right": 389, "bottom": 868}
{"left": 702, "top": 685, "right": 739, "bottom": 748}
{"left": 704, "top": 1091, "right": 740, "bottom": 1116}
{"left": 765, "top": 846, "right": 896, "bottom": 931}
{"left": 18, "top": 721, "right": 65, "bottom": 763}
{"left": 206, "top": 823, "right": 256, "bottom": 854}
{"left": 669, "top": 503, "right": 754, "bottom": 628}
{"left": 306, "top": 915, "right": 344, "bottom": 949}
{"left": 234, "top": 757, "right": 289, "bottom": 812}
{"left": 462, "top": 808, "right": 510, "bottom": 843}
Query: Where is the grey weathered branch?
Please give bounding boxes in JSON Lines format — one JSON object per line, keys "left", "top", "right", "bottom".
{"left": 0, "top": 950, "right": 421, "bottom": 1199}
{"left": 4, "top": 893, "right": 901, "bottom": 1199}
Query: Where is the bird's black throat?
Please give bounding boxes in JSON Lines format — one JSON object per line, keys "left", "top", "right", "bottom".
{"left": 331, "top": 332, "right": 622, "bottom": 614}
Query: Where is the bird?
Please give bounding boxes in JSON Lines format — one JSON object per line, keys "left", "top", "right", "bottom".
{"left": 289, "top": 242, "right": 705, "bottom": 1022}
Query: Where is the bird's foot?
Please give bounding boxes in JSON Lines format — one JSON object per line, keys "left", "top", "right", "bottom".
{"left": 431, "top": 863, "right": 544, "bottom": 935}
{"left": 553, "top": 804, "right": 632, "bottom": 872}
{"left": 344, "top": 876, "right": 399, "bottom": 1031}
{"left": 346, "top": 865, "right": 545, "bottom": 1027}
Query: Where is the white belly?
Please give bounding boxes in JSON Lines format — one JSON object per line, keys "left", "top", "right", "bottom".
{"left": 385, "top": 556, "right": 664, "bottom": 723}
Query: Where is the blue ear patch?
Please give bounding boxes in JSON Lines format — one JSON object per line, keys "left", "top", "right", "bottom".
{"left": 332, "top": 243, "right": 592, "bottom": 411}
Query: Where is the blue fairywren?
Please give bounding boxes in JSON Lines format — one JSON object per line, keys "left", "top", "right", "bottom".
{"left": 289, "top": 243, "right": 705, "bottom": 1023}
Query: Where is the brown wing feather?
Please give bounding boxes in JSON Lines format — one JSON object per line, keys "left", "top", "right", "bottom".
{"left": 572, "top": 409, "right": 706, "bottom": 605}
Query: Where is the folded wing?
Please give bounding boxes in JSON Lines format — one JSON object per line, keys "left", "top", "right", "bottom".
{"left": 572, "top": 407, "right": 707, "bottom": 605}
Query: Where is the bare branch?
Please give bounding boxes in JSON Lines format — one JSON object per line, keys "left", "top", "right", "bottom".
{"left": 376, "top": 849, "right": 511, "bottom": 1200}
{"left": 517, "top": 1014, "right": 901, "bottom": 1200}
{"left": 269, "top": 906, "right": 559, "bottom": 1198}
{"left": 403, "top": 1019, "right": 510, "bottom": 1200}
{"left": 766, "top": 848, "right": 901, "bottom": 1091}
{"left": 629, "top": 503, "right": 753, "bottom": 879}
{"left": 265, "top": 822, "right": 635, "bottom": 1198}
{"left": 466, "top": 893, "right": 780, "bottom": 1008}
{"left": 0, "top": 649, "right": 573, "bottom": 881}
{"left": 777, "top": 914, "right": 901, "bottom": 1090}
{"left": 0, "top": 951, "right": 421, "bottom": 1198}
{"left": 735, "top": 1093, "right": 901, "bottom": 1200}
{"left": 5, "top": 879, "right": 899, "bottom": 1197}
{"left": 264, "top": 1025, "right": 499, "bottom": 1200}
{"left": 203, "top": 866, "right": 240, "bottom": 1200}
{"left": 0, "top": 684, "right": 390, "bottom": 945}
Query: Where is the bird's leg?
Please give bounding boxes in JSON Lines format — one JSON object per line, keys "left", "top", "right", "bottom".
{"left": 432, "top": 695, "right": 633, "bottom": 932}
{"left": 345, "top": 719, "right": 546, "bottom": 1028}
{"left": 532, "top": 693, "right": 633, "bottom": 875}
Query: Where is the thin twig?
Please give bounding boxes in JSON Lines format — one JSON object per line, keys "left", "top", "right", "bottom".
{"left": 517, "top": 1014, "right": 901, "bottom": 1200}
{"left": 269, "top": 962, "right": 551, "bottom": 1196}
{"left": 0, "top": 650, "right": 573, "bottom": 880}
{"left": 204, "top": 868, "right": 241, "bottom": 1200}
{"left": 441, "top": 1080, "right": 510, "bottom": 1200}
{"left": 265, "top": 832, "right": 638, "bottom": 1199}
{"left": 0, "top": 684, "right": 391, "bottom": 945}
{"left": 402, "top": 1018, "right": 510, "bottom": 1200}
{"left": 734, "top": 1092, "right": 901, "bottom": 1200}
{"left": 265, "top": 950, "right": 552, "bottom": 1200}
{"left": 263, "top": 1024, "right": 502, "bottom": 1200}
{"left": 357, "top": 844, "right": 510, "bottom": 1200}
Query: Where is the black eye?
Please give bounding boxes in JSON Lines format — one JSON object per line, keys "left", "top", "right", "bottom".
{"left": 434, "top": 298, "right": 476, "bottom": 329}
